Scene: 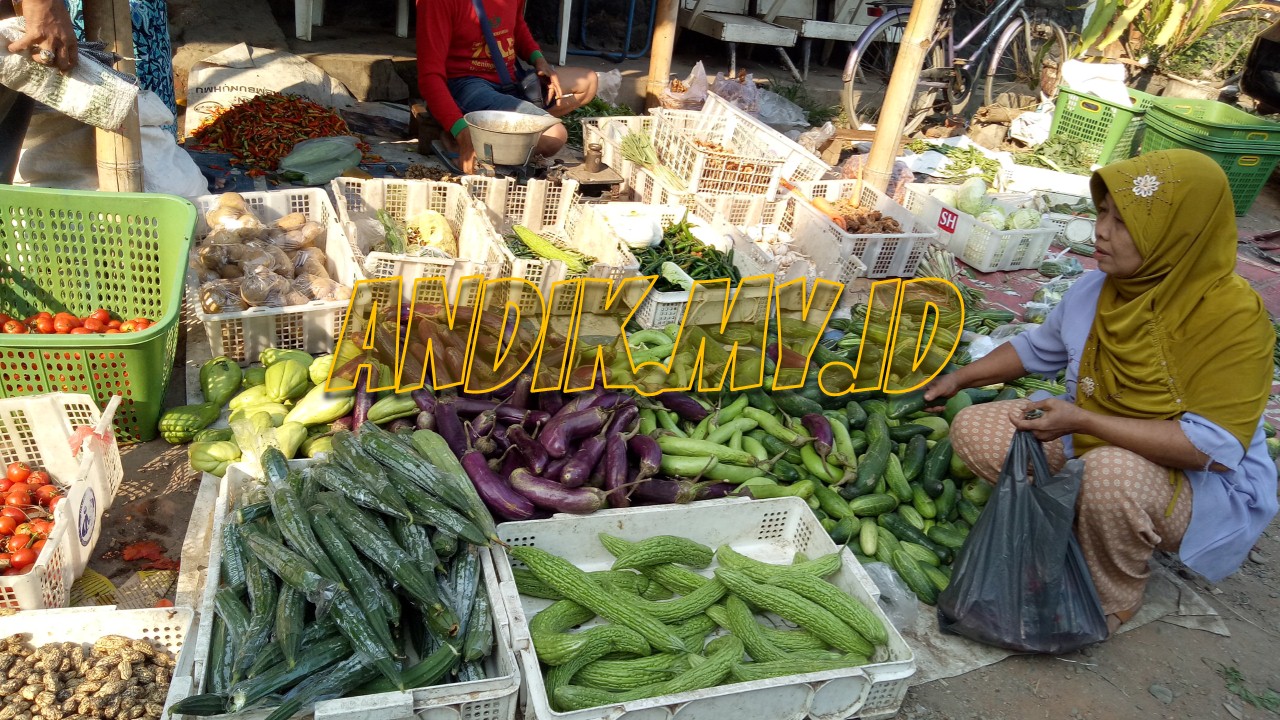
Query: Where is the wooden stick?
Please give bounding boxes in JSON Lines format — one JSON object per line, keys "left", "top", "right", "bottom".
{"left": 862, "top": 0, "right": 944, "bottom": 194}
{"left": 84, "top": 0, "right": 143, "bottom": 192}
{"left": 645, "top": 0, "right": 680, "bottom": 109}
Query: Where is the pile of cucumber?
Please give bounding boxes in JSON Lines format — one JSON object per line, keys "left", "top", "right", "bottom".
{"left": 511, "top": 535, "right": 889, "bottom": 712}
{"left": 173, "top": 424, "right": 501, "bottom": 720}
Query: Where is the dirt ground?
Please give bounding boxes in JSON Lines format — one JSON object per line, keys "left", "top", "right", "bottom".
{"left": 86, "top": 183, "right": 1280, "bottom": 720}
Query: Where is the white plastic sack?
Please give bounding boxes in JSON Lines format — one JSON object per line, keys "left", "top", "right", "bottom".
{"left": 1009, "top": 102, "right": 1055, "bottom": 146}
{"left": 0, "top": 17, "right": 139, "bottom": 130}
{"left": 756, "top": 88, "right": 807, "bottom": 128}
{"left": 595, "top": 69, "right": 622, "bottom": 104}
{"left": 184, "top": 43, "right": 354, "bottom": 136}
{"left": 1059, "top": 59, "right": 1131, "bottom": 106}
{"left": 15, "top": 90, "right": 208, "bottom": 199}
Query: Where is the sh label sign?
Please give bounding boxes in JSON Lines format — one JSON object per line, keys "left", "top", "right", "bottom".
{"left": 937, "top": 208, "right": 959, "bottom": 234}
{"left": 79, "top": 488, "right": 97, "bottom": 547}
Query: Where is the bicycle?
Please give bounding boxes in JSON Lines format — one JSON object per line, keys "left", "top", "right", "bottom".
{"left": 840, "top": 0, "right": 1069, "bottom": 134}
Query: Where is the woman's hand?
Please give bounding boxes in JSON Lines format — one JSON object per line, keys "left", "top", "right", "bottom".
{"left": 923, "top": 373, "right": 963, "bottom": 411}
{"left": 9, "top": 0, "right": 78, "bottom": 73}
{"left": 534, "top": 57, "right": 562, "bottom": 106}
{"left": 1010, "top": 398, "right": 1089, "bottom": 442}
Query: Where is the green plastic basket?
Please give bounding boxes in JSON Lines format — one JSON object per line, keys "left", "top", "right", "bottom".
{"left": 0, "top": 186, "right": 196, "bottom": 442}
{"left": 1147, "top": 97, "right": 1280, "bottom": 145}
{"left": 1141, "top": 114, "right": 1280, "bottom": 216}
{"left": 1049, "top": 87, "right": 1159, "bottom": 166}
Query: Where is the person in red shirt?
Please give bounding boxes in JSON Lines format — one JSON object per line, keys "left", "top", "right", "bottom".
{"left": 419, "top": 0, "right": 598, "bottom": 172}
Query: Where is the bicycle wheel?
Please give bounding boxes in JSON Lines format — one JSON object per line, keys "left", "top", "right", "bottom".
{"left": 984, "top": 18, "right": 1068, "bottom": 109}
{"left": 841, "top": 17, "right": 949, "bottom": 135}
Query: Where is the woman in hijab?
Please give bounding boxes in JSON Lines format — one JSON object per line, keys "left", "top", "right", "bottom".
{"left": 925, "top": 149, "right": 1278, "bottom": 635}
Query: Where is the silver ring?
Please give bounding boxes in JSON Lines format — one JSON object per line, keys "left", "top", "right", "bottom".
{"left": 34, "top": 48, "right": 55, "bottom": 64}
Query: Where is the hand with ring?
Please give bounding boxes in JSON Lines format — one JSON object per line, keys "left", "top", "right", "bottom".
{"left": 8, "top": 0, "right": 78, "bottom": 72}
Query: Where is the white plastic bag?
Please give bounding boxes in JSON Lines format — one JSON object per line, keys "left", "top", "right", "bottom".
{"left": 15, "top": 90, "right": 208, "bottom": 198}
{"left": 660, "top": 61, "right": 708, "bottom": 110}
{"left": 757, "top": 88, "right": 808, "bottom": 128}
{"left": 864, "top": 562, "right": 919, "bottom": 632}
{"left": 1009, "top": 102, "right": 1055, "bottom": 146}
{"left": 710, "top": 72, "right": 760, "bottom": 116}
{"left": 596, "top": 69, "right": 623, "bottom": 104}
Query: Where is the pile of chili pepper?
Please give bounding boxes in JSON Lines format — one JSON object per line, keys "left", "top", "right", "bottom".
{"left": 635, "top": 217, "right": 741, "bottom": 292}
{"left": 188, "top": 93, "right": 382, "bottom": 176}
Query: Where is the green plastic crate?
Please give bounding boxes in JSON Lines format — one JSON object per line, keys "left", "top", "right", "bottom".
{"left": 1049, "top": 87, "right": 1159, "bottom": 166}
{"left": 1148, "top": 98, "right": 1280, "bottom": 145}
{"left": 0, "top": 186, "right": 196, "bottom": 442}
{"left": 1141, "top": 114, "right": 1280, "bottom": 216}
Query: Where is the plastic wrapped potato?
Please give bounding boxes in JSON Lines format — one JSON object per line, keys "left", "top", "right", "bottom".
{"left": 205, "top": 193, "right": 264, "bottom": 232}
{"left": 273, "top": 212, "right": 308, "bottom": 232}
{"left": 268, "top": 227, "right": 313, "bottom": 252}
{"left": 189, "top": 259, "right": 221, "bottom": 285}
{"left": 200, "top": 279, "right": 247, "bottom": 313}
{"left": 240, "top": 270, "right": 290, "bottom": 307}
{"left": 247, "top": 241, "right": 294, "bottom": 279}
{"left": 299, "top": 221, "right": 324, "bottom": 248}
{"left": 291, "top": 246, "right": 331, "bottom": 279}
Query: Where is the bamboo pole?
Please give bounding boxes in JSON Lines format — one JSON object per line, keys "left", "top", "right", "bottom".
{"left": 645, "top": 0, "right": 680, "bottom": 109}
{"left": 84, "top": 0, "right": 143, "bottom": 192}
{"left": 862, "top": 0, "right": 944, "bottom": 194}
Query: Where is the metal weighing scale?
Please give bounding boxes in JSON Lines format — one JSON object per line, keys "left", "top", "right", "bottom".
{"left": 463, "top": 110, "right": 566, "bottom": 182}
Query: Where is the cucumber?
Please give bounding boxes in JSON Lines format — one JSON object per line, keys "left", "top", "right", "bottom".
{"left": 943, "top": 390, "right": 973, "bottom": 423}
{"left": 921, "top": 563, "right": 950, "bottom": 593}
{"left": 900, "top": 434, "right": 928, "bottom": 482}
{"left": 883, "top": 454, "right": 913, "bottom": 502}
{"left": 168, "top": 693, "right": 229, "bottom": 716}
{"left": 829, "top": 515, "right": 859, "bottom": 544}
{"left": 774, "top": 391, "right": 825, "bottom": 417}
{"left": 848, "top": 493, "right": 898, "bottom": 517}
{"left": 891, "top": 550, "right": 938, "bottom": 605}
{"left": 845, "top": 401, "right": 868, "bottom": 430}
{"left": 912, "top": 486, "right": 937, "bottom": 519}
{"left": 861, "top": 399, "right": 890, "bottom": 418}
{"left": 843, "top": 429, "right": 891, "bottom": 499}
{"left": 927, "top": 524, "right": 967, "bottom": 550}
{"left": 935, "top": 479, "right": 959, "bottom": 521}
{"left": 921, "top": 438, "right": 952, "bottom": 496}
{"left": 772, "top": 458, "right": 805, "bottom": 484}
{"left": 950, "top": 451, "right": 977, "bottom": 480}
{"left": 813, "top": 482, "right": 853, "bottom": 520}
{"left": 962, "top": 479, "right": 993, "bottom": 505}
{"left": 879, "top": 513, "right": 951, "bottom": 564}
{"left": 957, "top": 497, "right": 982, "bottom": 526}
{"left": 888, "top": 423, "right": 934, "bottom": 442}
{"left": 887, "top": 392, "right": 926, "bottom": 419}
{"left": 897, "top": 505, "right": 925, "bottom": 531}
{"left": 746, "top": 388, "right": 778, "bottom": 414}
{"left": 899, "top": 541, "right": 941, "bottom": 567}
{"left": 858, "top": 519, "right": 878, "bottom": 557}
{"left": 994, "top": 386, "right": 1021, "bottom": 402}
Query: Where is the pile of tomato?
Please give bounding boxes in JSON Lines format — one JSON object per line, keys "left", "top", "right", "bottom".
{"left": 0, "top": 462, "right": 65, "bottom": 575}
{"left": 0, "top": 309, "right": 154, "bottom": 335}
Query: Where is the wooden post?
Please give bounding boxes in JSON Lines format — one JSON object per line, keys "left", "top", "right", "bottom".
{"left": 645, "top": 0, "right": 680, "bottom": 109}
{"left": 83, "top": 0, "right": 144, "bottom": 192}
{"left": 862, "top": 0, "right": 943, "bottom": 194}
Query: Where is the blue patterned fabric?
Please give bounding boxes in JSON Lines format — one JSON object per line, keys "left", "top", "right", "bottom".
{"left": 66, "top": 0, "right": 175, "bottom": 131}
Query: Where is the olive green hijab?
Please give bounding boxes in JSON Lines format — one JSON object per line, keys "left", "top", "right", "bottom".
{"left": 1075, "top": 149, "right": 1272, "bottom": 460}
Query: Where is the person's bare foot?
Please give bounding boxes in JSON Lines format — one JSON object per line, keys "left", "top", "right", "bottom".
{"left": 1105, "top": 603, "right": 1142, "bottom": 636}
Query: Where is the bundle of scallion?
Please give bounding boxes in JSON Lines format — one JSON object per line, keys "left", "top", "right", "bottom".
{"left": 917, "top": 245, "right": 984, "bottom": 310}
{"left": 620, "top": 132, "right": 688, "bottom": 191}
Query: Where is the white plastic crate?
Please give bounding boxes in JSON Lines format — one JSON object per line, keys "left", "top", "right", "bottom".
{"left": 0, "top": 393, "right": 121, "bottom": 609}
{"left": 465, "top": 177, "right": 640, "bottom": 317}
{"left": 170, "top": 462, "right": 521, "bottom": 720}
{"left": 189, "top": 189, "right": 361, "bottom": 364}
{"left": 331, "top": 177, "right": 502, "bottom": 307}
{"left": 0, "top": 605, "right": 195, "bottom": 716}
{"left": 653, "top": 109, "right": 790, "bottom": 196}
{"left": 902, "top": 184, "right": 1056, "bottom": 273}
{"left": 491, "top": 497, "right": 915, "bottom": 720}
{"left": 998, "top": 163, "right": 1092, "bottom": 197}
{"left": 701, "top": 93, "right": 838, "bottom": 188}
{"left": 1033, "top": 191, "right": 1097, "bottom": 252}
{"left": 796, "top": 180, "right": 942, "bottom": 278}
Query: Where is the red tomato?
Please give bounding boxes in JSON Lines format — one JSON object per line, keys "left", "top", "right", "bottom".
{"left": 32, "top": 317, "right": 53, "bottom": 334}
{"left": 53, "top": 317, "right": 75, "bottom": 334}
{"left": 69, "top": 327, "right": 91, "bottom": 334}
{"left": 2, "top": 320, "right": 26, "bottom": 334}
{"left": 33, "top": 312, "right": 51, "bottom": 320}
{"left": 31, "top": 539, "right": 45, "bottom": 554}
{"left": 0, "top": 314, "right": 9, "bottom": 326}
{"left": 118, "top": 321, "right": 136, "bottom": 333}
{"left": 6, "top": 483, "right": 31, "bottom": 498}
{"left": 5, "top": 463, "right": 30, "bottom": 484}
{"left": 4, "top": 492, "right": 31, "bottom": 508}
{"left": 13, "top": 523, "right": 36, "bottom": 539}
{"left": 89, "top": 308, "right": 111, "bottom": 323}
{"left": 0, "top": 480, "right": 11, "bottom": 494}
{"left": 9, "top": 548, "right": 36, "bottom": 570}
{"left": 34, "top": 485, "right": 59, "bottom": 505}
{"left": 46, "top": 496, "right": 62, "bottom": 513}
{"left": 0, "top": 507, "right": 26, "bottom": 522}
{"left": 133, "top": 318, "right": 152, "bottom": 331}
{"left": 106, "top": 319, "right": 122, "bottom": 330}
{"left": 82, "top": 318, "right": 105, "bottom": 333}
{"left": 29, "top": 519, "right": 52, "bottom": 537}
{"left": 24, "top": 471, "right": 48, "bottom": 487}
{"left": 7, "top": 533, "right": 32, "bottom": 551}
{"left": 0, "top": 517, "right": 16, "bottom": 535}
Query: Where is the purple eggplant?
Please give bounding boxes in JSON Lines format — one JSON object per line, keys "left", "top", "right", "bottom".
{"left": 606, "top": 404, "right": 639, "bottom": 437}
{"left": 461, "top": 450, "right": 536, "bottom": 521}
{"left": 603, "top": 434, "right": 630, "bottom": 509}
{"left": 802, "top": 413, "right": 834, "bottom": 460}
{"left": 557, "top": 389, "right": 602, "bottom": 417}
{"left": 696, "top": 482, "right": 736, "bottom": 500}
{"left": 489, "top": 382, "right": 516, "bottom": 401}
{"left": 454, "top": 398, "right": 499, "bottom": 416}
{"left": 543, "top": 457, "right": 569, "bottom": 481}
{"left": 434, "top": 398, "right": 469, "bottom": 457}
{"left": 331, "top": 415, "right": 354, "bottom": 433}
{"left": 470, "top": 410, "right": 497, "bottom": 439}
{"left": 499, "top": 451, "right": 523, "bottom": 479}
{"left": 506, "top": 425, "right": 549, "bottom": 475}
{"left": 658, "top": 392, "right": 709, "bottom": 422}
{"left": 590, "top": 392, "right": 627, "bottom": 410}
{"left": 509, "top": 469, "right": 606, "bottom": 514}
{"left": 411, "top": 388, "right": 436, "bottom": 414}
{"left": 632, "top": 478, "right": 701, "bottom": 505}
{"left": 352, "top": 367, "right": 373, "bottom": 430}
{"left": 492, "top": 424, "right": 511, "bottom": 452}
{"left": 538, "top": 390, "right": 564, "bottom": 416}
{"left": 559, "top": 430, "right": 609, "bottom": 488}
{"left": 538, "top": 407, "right": 611, "bottom": 458}
{"left": 627, "top": 435, "right": 662, "bottom": 481}
{"left": 415, "top": 410, "right": 435, "bottom": 431}
{"left": 509, "top": 373, "right": 532, "bottom": 410}
{"left": 521, "top": 410, "right": 551, "bottom": 432}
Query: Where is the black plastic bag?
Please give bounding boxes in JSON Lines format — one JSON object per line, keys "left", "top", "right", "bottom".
{"left": 937, "top": 430, "right": 1108, "bottom": 653}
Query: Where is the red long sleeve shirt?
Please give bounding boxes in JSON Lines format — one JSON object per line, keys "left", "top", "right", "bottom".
{"left": 418, "top": 0, "right": 543, "bottom": 137}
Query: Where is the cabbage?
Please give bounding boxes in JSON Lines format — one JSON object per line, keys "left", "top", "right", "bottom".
{"left": 932, "top": 188, "right": 958, "bottom": 208}
{"left": 1008, "top": 208, "right": 1043, "bottom": 230}
{"left": 955, "top": 178, "right": 990, "bottom": 215}
{"left": 977, "top": 207, "right": 1008, "bottom": 230}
